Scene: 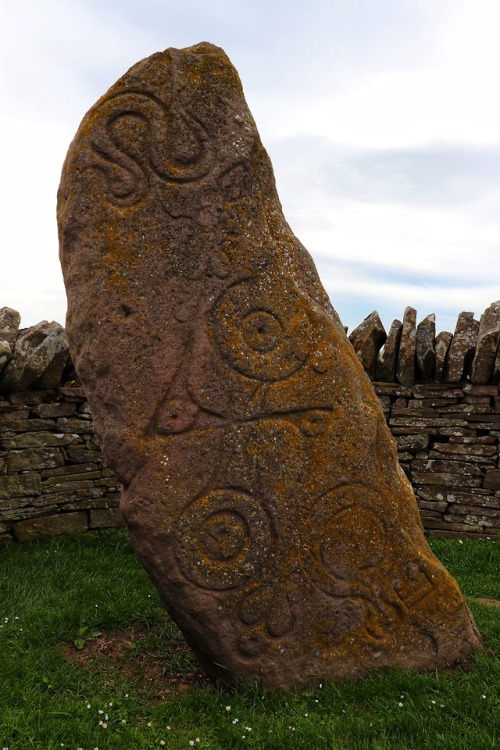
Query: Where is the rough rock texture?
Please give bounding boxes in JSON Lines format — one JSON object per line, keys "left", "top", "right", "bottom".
{"left": 434, "top": 331, "right": 453, "bottom": 383}
{"left": 0, "top": 307, "right": 21, "bottom": 373}
{"left": 0, "top": 322, "right": 70, "bottom": 393}
{"left": 58, "top": 43, "right": 482, "bottom": 689}
{"left": 376, "top": 319, "right": 402, "bottom": 382}
{"left": 349, "top": 311, "right": 387, "bottom": 377}
{"left": 471, "top": 301, "right": 500, "bottom": 384}
{"left": 445, "top": 312, "right": 480, "bottom": 383}
{"left": 416, "top": 314, "right": 436, "bottom": 381}
{"left": 396, "top": 307, "right": 417, "bottom": 385}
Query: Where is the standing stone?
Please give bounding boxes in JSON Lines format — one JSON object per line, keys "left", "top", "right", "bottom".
{"left": 471, "top": 301, "right": 500, "bottom": 384}
{"left": 415, "top": 314, "right": 436, "bottom": 381}
{"left": 349, "top": 311, "right": 386, "bottom": 378}
{"left": 444, "top": 312, "right": 480, "bottom": 383}
{"left": 376, "top": 319, "right": 402, "bottom": 382}
{"left": 434, "top": 331, "right": 453, "bottom": 383}
{"left": 58, "top": 43, "right": 481, "bottom": 689}
{"left": 396, "top": 307, "right": 417, "bottom": 385}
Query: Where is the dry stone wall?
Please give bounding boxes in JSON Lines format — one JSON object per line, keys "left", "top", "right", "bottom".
{"left": 375, "top": 382, "right": 500, "bottom": 539}
{"left": 0, "top": 304, "right": 499, "bottom": 542}
{"left": 0, "top": 384, "right": 122, "bottom": 543}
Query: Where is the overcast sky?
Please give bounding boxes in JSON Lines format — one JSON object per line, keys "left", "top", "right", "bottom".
{"left": 1, "top": 0, "right": 499, "bottom": 335}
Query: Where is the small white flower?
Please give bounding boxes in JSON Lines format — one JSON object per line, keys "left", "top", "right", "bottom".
{"left": 431, "top": 700, "right": 436, "bottom": 705}
{"left": 109, "top": 702, "right": 113, "bottom": 707}
{"left": 87, "top": 703, "right": 91, "bottom": 709}
{"left": 167, "top": 726, "right": 171, "bottom": 730}
{"left": 232, "top": 718, "right": 238, "bottom": 724}
{"left": 189, "top": 742, "right": 195, "bottom": 747}
{"left": 160, "top": 742, "right": 166, "bottom": 747}
{"left": 225, "top": 705, "right": 231, "bottom": 711}
{"left": 98, "top": 709, "right": 104, "bottom": 715}
{"left": 102, "top": 723, "right": 108, "bottom": 729}
{"left": 481, "top": 694, "right": 486, "bottom": 699}
{"left": 398, "top": 702, "right": 403, "bottom": 708}
{"left": 121, "top": 719, "right": 126, "bottom": 724}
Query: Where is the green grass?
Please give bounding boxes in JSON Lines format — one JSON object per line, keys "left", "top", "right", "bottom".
{"left": 0, "top": 530, "right": 498, "bottom": 749}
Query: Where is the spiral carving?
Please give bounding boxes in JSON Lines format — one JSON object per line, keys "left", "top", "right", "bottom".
{"left": 175, "top": 489, "right": 271, "bottom": 590}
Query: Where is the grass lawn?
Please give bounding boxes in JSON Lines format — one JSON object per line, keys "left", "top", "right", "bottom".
{"left": 0, "top": 530, "right": 498, "bottom": 750}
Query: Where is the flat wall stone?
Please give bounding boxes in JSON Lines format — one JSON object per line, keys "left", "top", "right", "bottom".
{"left": 0, "top": 384, "right": 121, "bottom": 542}
{"left": 14, "top": 511, "right": 88, "bottom": 542}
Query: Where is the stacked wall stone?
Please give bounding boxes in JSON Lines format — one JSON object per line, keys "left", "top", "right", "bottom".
{"left": 0, "top": 385, "right": 122, "bottom": 543}
{"left": 0, "top": 304, "right": 499, "bottom": 542}
{"left": 376, "top": 382, "right": 499, "bottom": 539}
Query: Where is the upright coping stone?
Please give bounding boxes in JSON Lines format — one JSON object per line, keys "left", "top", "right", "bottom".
{"left": 58, "top": 43, "right": 482, "bottom": 689}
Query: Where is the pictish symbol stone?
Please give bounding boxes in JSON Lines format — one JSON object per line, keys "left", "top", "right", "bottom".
{"left": 58, "top": 42, "right": 483, "bottom": 689}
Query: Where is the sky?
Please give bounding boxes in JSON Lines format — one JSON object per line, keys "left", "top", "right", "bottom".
{"left": 1, "top": 0, "right": 499, "bottom": 336}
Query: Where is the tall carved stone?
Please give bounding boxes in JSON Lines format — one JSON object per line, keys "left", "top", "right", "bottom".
{"left": 58, "top": 43, "right": 482, "bottom": 689}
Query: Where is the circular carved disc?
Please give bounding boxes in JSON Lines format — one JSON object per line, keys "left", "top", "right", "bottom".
{"left": 175, "top": 489, "right": 272, "bottom": 589}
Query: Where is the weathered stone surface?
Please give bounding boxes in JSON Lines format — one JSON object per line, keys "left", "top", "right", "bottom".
{"left": 0, "top": 321, "right": 70, "bottom": 393}
{"left": 35, "top": 401, "right": 77, "bottom": 418}
{"left": 415, "top": 314, "right": 436, "bottom": 381}
{"left": 0, "top": 431, "right": 81, "bottom": 449}
{"left": 444, "top": 312, "right": 480, "bottom": 383}
{"left": 493, "top": 333, "right": 500, "bottom": 385}
{"left": 483, "top": 470, "right": 500, "bottom": 490}
{"left": 471, "top": 301, "right": 500, "bottom": 384}
{"left": 0, "top": 307, "right": 21, "bottom": 373}
{"left": 376, "top": 319, "right": 402, "bottom": 382}
{"left": 396, "top": 307, "right": 416, "bottom": 385}
{"left": 0, "top": 473, "right": 41, "bottom": 499}
{"left": 13, "top": 512, "right": 88, "bottom": 542}
{"left": 349, "top": 311, "right": 386, "bottom": 377}
{"left": 1, "top": 447, "right": 65, "bottom": 473}
{"left": 58, "top": 43, "right": 482, "bottom": 689}
{"left": 89, "top": 507, "right": 124, "bottom": 529}
{"left": 434, "top": 331, "right": 453, "bottom": 383}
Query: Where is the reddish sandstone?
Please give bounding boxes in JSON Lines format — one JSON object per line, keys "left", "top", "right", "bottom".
{"left": 58, "top": 43, "right": 482, "bottom": 689}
